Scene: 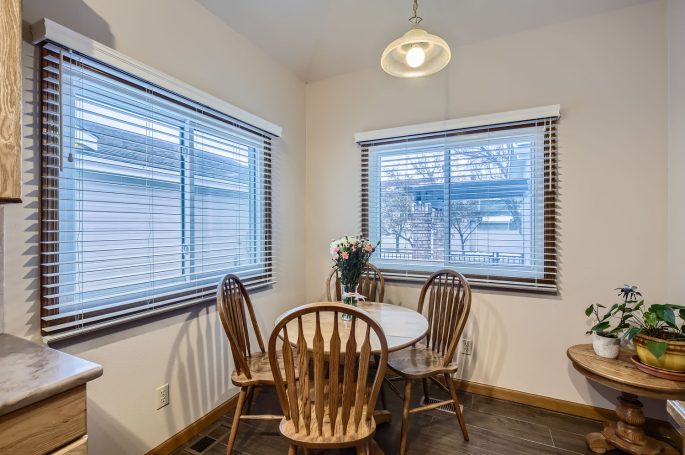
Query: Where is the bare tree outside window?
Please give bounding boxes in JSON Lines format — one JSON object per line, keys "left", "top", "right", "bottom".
{"left": 380, "top": 188, "right": 414, "bottom": 251}
{"left": 378, "top": 142, "right": 527, "bottom": 263}
{"left": 449, "top": 200, "right": 483, "bottom": 257}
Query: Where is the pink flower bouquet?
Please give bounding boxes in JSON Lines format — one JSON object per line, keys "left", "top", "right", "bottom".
{"left": 329, "top": 235, "right": 379, "bottom": 308}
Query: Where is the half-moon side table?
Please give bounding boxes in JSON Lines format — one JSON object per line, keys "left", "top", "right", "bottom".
{"left": 567, "top": 344, "right": 685, "bottom": 455}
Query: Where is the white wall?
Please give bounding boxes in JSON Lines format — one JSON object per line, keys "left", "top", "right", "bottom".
{"left": 1, "top": 0, "right": 306, "bottom": 453}
{"left": 668, "top": 0, "right": 685, "bottom": 303}
{"left": 305, "top": 1, "right": 668, "bottom": 414}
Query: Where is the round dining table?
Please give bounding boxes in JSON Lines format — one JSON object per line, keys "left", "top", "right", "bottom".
{"left": 275, "top": 301, "right": 429, "bottom": 353}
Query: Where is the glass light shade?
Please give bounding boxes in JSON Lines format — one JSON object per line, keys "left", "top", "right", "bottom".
{"left": 381, "top": 27, "right": 451, "bottom": 78}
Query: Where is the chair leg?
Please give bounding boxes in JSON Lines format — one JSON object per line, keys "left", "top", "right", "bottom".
{"left": 380, "top": 381, "right": 388, "bottom": 409}
{"left": 288, "top": 444, "right": 298, "bottom": 455}
{"left": 400, "top": 379, "right": 412, "bottom": 455}
{"left": 444, "top": 373, "right": 469, "bottom": 441}
{"left": 374, "top": 355, "right": 387, "bottom": 409}
{"left": 422, "top": 378, "right": 430, "bottom": 404}
{"left": 356, "top": 442, "right": 369, "bottom": 455}
{"left": 245, "top": 385, "right": 255, "bottom": 414}
{"left": 370, "top": 439, "right": 386, "bottom": 455}
{"left": 226, "top": 386, "right": 247, "bottom": 454}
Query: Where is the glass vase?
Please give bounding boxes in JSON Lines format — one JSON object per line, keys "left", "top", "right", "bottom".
{"left": 341, "top": 282, "right": 358, "bottom": 321}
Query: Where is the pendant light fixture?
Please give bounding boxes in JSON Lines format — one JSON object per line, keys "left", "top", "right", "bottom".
{"left": 381, "top": 0, "right": 451, "bottom": 78}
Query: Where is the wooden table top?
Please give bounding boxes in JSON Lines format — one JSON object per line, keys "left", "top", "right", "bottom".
{"left": 567, "top": 344, "right": 685, "bottom": 400}
{"left": 276, "top": 301, "right": 429, "bottom": 354}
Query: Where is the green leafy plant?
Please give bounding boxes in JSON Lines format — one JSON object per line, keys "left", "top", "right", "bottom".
{"left": 624, "top": 303, "right": 685, "bottom": 358}
{"left": 585, "top": 284, "right": 641, "bottom": 338}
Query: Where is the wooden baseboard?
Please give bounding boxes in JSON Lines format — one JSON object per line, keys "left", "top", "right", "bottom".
{"left": 146, "top": 394, "right": 239, "bottom": 455}
{"left": 455, "top": 378, "right": 683, "bottom": 450}
{"left": 147, "top": 379, "right": 682, "bottom": 453}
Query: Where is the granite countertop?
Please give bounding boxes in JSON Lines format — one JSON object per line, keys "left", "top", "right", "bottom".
{"left": 0, "top": 333, "right": 103, "bottom": 417}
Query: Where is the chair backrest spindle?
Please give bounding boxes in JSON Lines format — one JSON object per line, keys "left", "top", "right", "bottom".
{"left": 217, "top": 274, "right": 266, "bottom": 379}
{"left": 269, "top": 303, "right": 388, "bottom": 440}
{"left": 418, "top": 270, "right": 471, "bottom": 367}
{"left": 326, "top": 263, "right": 385, "bottom": 302}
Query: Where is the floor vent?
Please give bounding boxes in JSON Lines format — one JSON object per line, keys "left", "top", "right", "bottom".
{"left": 188, "top": 435, "right": 216, "bottom": 453}
{"left": 420, "top": 396, "right": 456, "bottom": 414}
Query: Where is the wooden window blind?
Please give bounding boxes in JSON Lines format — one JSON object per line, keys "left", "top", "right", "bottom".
{"left": 39, "top": 42, "right": 274, "bottom": 342}
{"left": 359, "top": 116, "right": 559, "bottom": 293}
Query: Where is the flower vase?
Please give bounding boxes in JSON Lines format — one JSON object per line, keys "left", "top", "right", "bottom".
{"left": 341, "top": 282, "right": 358, "bottom": 321}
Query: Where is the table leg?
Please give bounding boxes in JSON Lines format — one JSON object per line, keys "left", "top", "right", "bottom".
{"left": 373, "top": 410, "right": 392, "bottom": 425}
{"left": 586, "top": 393, "right": 678, "bottom": 455}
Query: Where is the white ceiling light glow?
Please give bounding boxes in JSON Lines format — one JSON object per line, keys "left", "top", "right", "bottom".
{"left": 381, "top": 0, "right": 451, "bottom": 78}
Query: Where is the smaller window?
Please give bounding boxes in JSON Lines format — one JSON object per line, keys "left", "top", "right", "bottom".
{"left": 360, "top": 116, "right": 558, "bottom": 293}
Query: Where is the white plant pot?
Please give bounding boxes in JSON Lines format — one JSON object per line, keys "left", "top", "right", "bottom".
{"left": 592, "top": 333, "right": 620, "bottom": 359}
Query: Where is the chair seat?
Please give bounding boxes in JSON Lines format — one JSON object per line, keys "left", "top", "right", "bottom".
{"left": 232, "top": 351, "right": 295, "bottom": 386}
{"left": 387, "top": 343, "right": 458, "bottom": 379}
{"left": 279, "top": 404, "right": 376, "bottom": 448}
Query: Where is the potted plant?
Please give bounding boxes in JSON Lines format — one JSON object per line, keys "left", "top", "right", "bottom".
{"left": 585, "top": 285, "right": 641, "bottom": 358}
{"left": 624, "top": 302, "right": 685, "bottom": 372}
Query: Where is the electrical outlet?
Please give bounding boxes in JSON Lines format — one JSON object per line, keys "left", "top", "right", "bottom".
{"left": 157, "top": 383, "right": 169, "bottom": 409}
{"left": 462, "top": 338, "right": 473, "bottom": 355}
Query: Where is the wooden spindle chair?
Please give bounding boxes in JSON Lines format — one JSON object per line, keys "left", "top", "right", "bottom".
{"left": 268, "top": 302, "right": 388, "bottom": 454}
{"left": 326, "top": 263, "right": 385, "bottom": 303}
{"left": 217, "top": 274, "right": 289, "bottom": 454}
{"left": 387, "top": 269, "right": 472, "bottom": 455}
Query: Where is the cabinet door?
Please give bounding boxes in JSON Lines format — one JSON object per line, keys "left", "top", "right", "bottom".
{"left": 0, "top": 385, "right": 87, "bottom": 454}
{"left": 52, "top": 436, "right": 88, "bottom": 455}
{"left": 0, "top": 0, "right": 22, "bottom": 202}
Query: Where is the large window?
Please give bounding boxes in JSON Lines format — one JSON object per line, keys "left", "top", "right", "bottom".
{"left": 39, "top": 43, "right": 274, "bottom": 341}
{"left": 360, "top": 117, "right": 558, "bottom": 292}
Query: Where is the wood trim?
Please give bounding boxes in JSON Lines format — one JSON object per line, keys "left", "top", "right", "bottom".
{"left": 454, "top": 378, "right": 683, "bottom": 450}
{"left": 0, "top": 0, "right": 22, "bottom": 203}
{"left": 146, "top": 394, "right": 239, "bottom": 455}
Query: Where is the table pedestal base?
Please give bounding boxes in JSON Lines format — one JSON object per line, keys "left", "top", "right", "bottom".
{"left": 586, "top": 393, "right": 677, "bottom": 455}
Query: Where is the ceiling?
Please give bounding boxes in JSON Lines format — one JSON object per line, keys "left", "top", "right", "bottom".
{"left": 197, "top": 0, "right": 655, "bottom": 83}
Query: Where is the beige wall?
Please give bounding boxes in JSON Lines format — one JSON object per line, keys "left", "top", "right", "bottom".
{"left": 668, "top": 0, "right": 685, "bottom": 303}
{"left": 1, "top": 0, "right": 306, "bottom": 453}
{"left": 0, "top": 0, "right": 677, "bottom": 452}
{"left": 305, "top": 1, "right": 668, "bottom": 413}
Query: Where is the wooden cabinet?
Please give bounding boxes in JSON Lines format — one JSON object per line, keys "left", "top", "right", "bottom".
{"left": 0, "top": 386, "right": 88, "bottom": 455}
{"left": 52, "top": 436, "right": 88, "bottom": 455}
{"left": 0, "top": 0, "right": 22, "bottom": 202}
{"left": 0, "top": 335, "right": 102, "bottom": 455}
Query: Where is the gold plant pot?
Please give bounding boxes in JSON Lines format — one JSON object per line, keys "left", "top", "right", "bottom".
{"left": 633, "top": 333, "right": 685, "bottom": 372}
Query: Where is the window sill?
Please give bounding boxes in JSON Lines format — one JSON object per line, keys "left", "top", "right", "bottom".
{"left": 379, "top": 269, "right": 558, "bottom": 295}
{"left": 43, "top": 282, "right": 274, "bottom": 345}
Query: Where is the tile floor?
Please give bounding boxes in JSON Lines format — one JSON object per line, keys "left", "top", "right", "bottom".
{"left": 172, "top": 383, "right": 671, "bottom": 454}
